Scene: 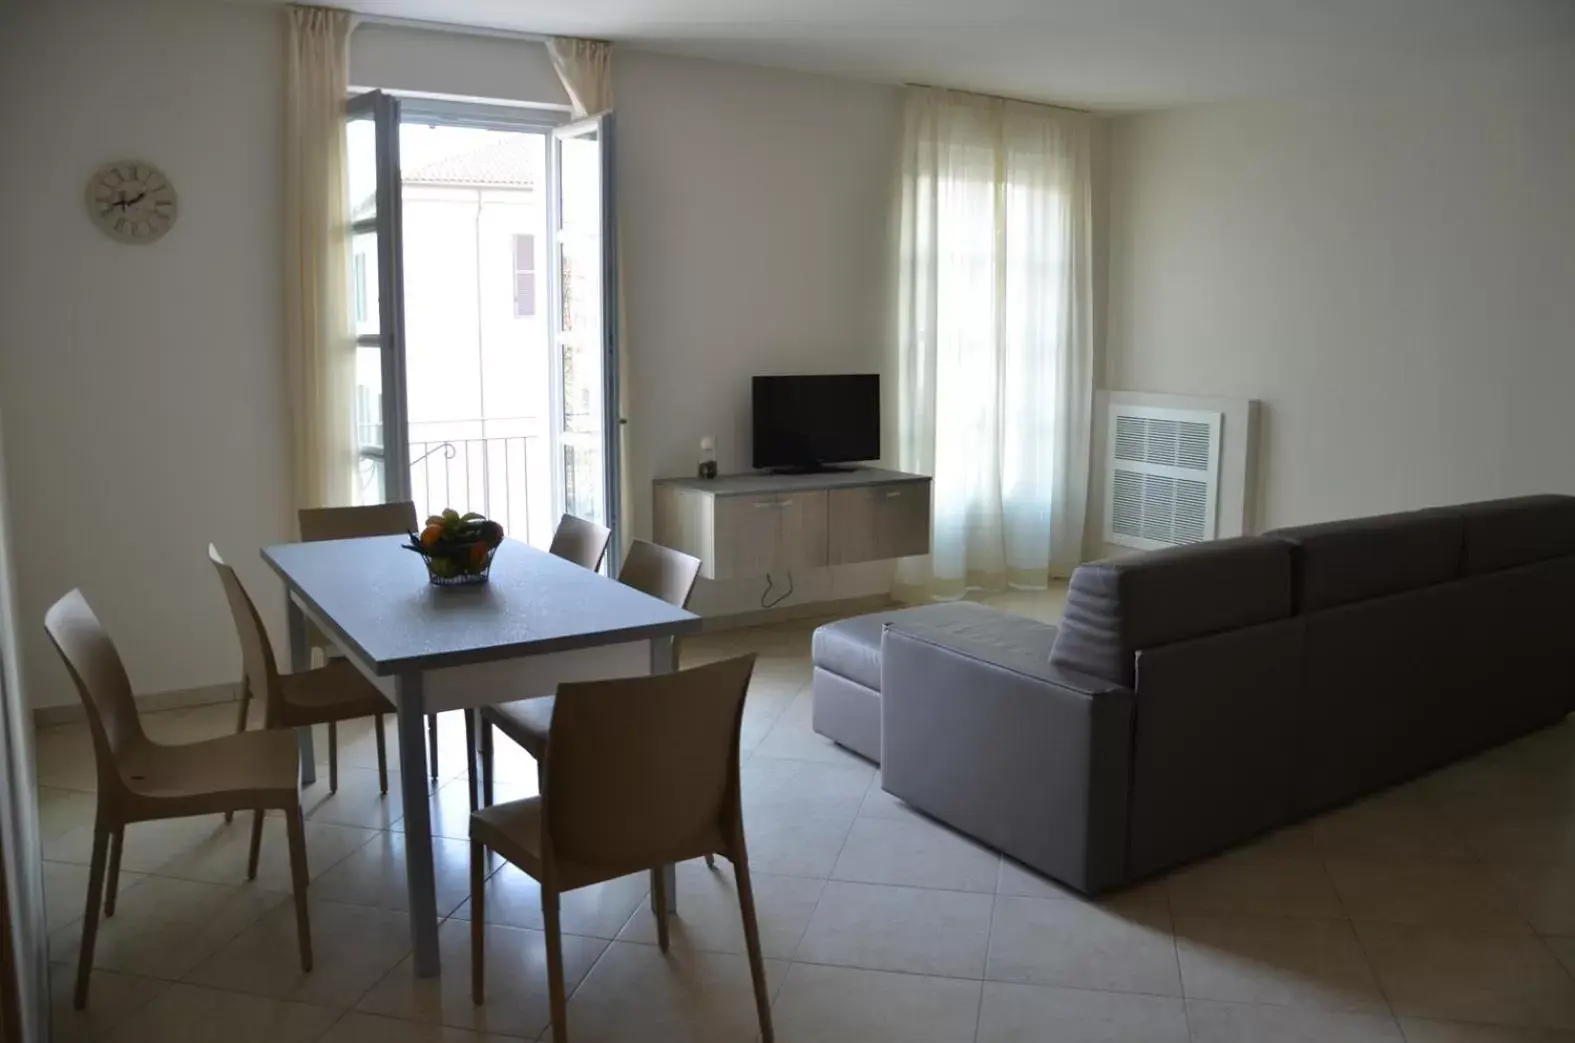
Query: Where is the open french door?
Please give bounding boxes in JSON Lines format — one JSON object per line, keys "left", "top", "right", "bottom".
{"left": 547, "top": 112, "right": 622, "bottom": 570}
{"left": 346, "top": 90, "right": 411, "bottom": 504}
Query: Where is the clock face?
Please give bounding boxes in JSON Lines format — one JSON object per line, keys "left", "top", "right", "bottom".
{"left": 85, "top": 160, "right": 178, "bottom": 244}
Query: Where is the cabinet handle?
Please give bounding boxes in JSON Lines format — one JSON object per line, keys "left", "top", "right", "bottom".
{"left": 753, "top": 500, "right": 777, "bottom": 509}
{"left": 885, "top": 490, "right": 904, "bottom": 498}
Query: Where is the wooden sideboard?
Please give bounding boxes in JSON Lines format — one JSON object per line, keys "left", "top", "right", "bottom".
{"left": 653, "top": 468, "right": 933, "bottom": 580}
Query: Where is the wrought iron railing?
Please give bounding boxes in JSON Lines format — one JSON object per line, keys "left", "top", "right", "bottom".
{"left": 406, "top": 433, "right": 545, "bottom": 546}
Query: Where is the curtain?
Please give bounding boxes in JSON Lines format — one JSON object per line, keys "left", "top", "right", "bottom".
{"left": 896, "top": 87, "right": 1094, "bottom": 599}
{"left": 283, "top": 5, "right": 357, "bottom": 511}
{"left": 547, "top": 37, "right": 636, "bottom": 553}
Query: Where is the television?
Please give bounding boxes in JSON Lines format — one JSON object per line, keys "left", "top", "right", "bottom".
{"left": 752, "top": 374, "right": 880, "bottom": 473}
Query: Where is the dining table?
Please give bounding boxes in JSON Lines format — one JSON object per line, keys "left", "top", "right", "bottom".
{"left": 261, "top": 534, "right": 703, "bottom": 977}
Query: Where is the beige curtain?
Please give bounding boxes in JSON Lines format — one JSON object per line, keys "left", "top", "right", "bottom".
{"left": 547, "top": 37, "right": 635, "bottom": 550}
{"left": 896, "top": 87, "right": 1094, "bottom": 599}
{"left": 283, "top": 5, "right": 356, "bottom": 512}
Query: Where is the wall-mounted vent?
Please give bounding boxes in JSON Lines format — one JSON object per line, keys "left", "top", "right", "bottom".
{"left": 1104, "top": 405, "right": 1223, "bottom": 550}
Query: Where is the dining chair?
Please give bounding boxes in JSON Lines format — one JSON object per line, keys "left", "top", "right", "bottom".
{"left": 547, "top": 513, "right": 612, "bottom": 573}
{"left": 44, "top": 590, "right": 313, "bottom": 1010}
{"left": 210, "top": 546, "right": 394, "bottom": 800}
{"left": 468, "top": 654, "right": 771, "bottom": 1043}
{"left": 470, "top": 539, "right": 703, "bottom": 808}
{"left": 294, "top": 502, "right": 443, "bottom": 782}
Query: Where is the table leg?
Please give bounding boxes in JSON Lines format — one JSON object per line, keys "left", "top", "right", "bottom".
{"left": 286, "top": 596, "right": 316, "bottom": 787}
{"left": 650, "top": 635, "right": 678, "bottom": 914}
{"left": 395, "top": 672, "right": 442, "bottom": 977}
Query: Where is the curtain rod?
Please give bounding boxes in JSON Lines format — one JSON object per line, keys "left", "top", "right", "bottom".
{"left": 352, "top": 12, "right": 551, "bottom": 44}
{"left": 904, "top": 82, "right": 1093, "bottom": 116}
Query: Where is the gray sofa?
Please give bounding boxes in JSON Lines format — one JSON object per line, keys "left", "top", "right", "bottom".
{"left": 811, "top": 494, "right": 1575, "bottom": 894}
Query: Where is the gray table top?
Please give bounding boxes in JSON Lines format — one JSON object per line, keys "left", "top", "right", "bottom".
{"left": 262, "top": 535, "right": 701, "bottom": 676}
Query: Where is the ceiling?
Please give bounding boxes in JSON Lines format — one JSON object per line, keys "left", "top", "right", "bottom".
{"left": 326, "top": 0, "right": 1575, "bottom": 110}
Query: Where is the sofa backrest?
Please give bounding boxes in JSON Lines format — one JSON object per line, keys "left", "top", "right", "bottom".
{"left": 1266, "top": 509, "right": 1464, "bottom": 611}
{"left": 1456, "top": 495, "right": 1575, "bottom": 575}
{"left": 1049, "top": 537, "right": 1294, "bottom": 688}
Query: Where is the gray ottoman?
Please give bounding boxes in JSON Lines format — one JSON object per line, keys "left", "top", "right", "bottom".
{"left": 811, "top": 601, "right": 1015, "bottom": 763}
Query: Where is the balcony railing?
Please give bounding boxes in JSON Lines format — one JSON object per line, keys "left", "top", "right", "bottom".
{"left": 407, "top": 433, "right": 547, "bottom": 547}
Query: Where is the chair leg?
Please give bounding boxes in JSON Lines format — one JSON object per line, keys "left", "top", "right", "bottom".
{"left": 226, "top": 683, "right": 253, "bottom": 823}
{"left": 374, "top": 714, "right": 389, "bottom": 795}
{"left": 284, "top": 808, "right": 313, "bottom": 973}
{"left": 463, "top": 709, "right": 479, "bottom": 813}
{"left": 705, "top": 854, "right": 717, "bottom": 870}
{"left": 480, "top": 719, "right": 495, "bottom": 808}
{"left": 72, "top": 824, "right": 111, "bottom": 1010}
{"left": 247, "top": 809, "right": 265, "bottom": 880}
{"left": 470, "top": 840, "right": 486, "bottom": 1005}
{"left": 649, "top": 867, "right": 671, "bottom": 953}
{"left": 328, "top": 720, "right": 339, "bottom": 794}
{"left": 733, "top": 850, "right": 774, "bottom": 1043}
{"left": 103, "top": 829, "right": 124, "bottom": 917}
{"left": 542, "top": 885, "right": 569, "bottom": 1043}
{"left": 427, "top": 713, "right": 439, "bottom": 780}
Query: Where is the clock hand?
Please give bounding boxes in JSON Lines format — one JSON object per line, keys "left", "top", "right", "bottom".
{"left": 122, "top": 191, "right": 147, "bottom": 208}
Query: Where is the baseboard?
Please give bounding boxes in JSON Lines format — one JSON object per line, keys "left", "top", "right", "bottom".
{"left": 34, "top": 681, "right": 241, "bottom": 728}
{"left": 701, "top": 593, "right": 895, "bottom": 633}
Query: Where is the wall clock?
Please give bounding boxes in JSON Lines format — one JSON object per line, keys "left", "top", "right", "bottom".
{"left": 85, "top": 160, "right": 178, "bottom": 244}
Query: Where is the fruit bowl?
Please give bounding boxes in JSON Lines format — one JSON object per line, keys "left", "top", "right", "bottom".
{"left": 405, "top": 510, "right": 505, "bottom": 587}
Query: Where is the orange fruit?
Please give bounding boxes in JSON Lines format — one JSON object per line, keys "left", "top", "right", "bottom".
{"left": 420, "top": 523, "right": 444, "bottom": 548}
{"left": 469, "top": 542, "right": 488, "bottom": 567}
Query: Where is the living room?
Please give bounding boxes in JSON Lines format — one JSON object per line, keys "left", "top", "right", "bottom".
{"left": 1, "top": 0, "right": 1574, "bottom": 1040}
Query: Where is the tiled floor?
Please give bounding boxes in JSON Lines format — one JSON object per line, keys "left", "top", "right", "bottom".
{"left": 35, "top": 589, "right": 1575, "bottom": 1041}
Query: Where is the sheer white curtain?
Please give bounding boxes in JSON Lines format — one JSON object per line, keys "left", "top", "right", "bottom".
{"left": 896, "top": 87, "right": 1093, "bottom": 598}
{"left": 283, "top": 5, "right": 357, "bottom": 511}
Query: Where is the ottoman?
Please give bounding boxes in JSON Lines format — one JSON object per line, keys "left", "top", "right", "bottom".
{"left": 811, "top": 601, "right": 1019, "bottom": 763}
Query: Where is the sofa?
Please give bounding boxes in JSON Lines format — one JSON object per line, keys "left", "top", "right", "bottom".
{"left": 810, "top": 494, "right": 1575, "bottom": 894}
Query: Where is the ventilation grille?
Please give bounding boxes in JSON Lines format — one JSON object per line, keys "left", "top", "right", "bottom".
{"left": 1105, "top": 407, "right": 1222, "bottom": 551}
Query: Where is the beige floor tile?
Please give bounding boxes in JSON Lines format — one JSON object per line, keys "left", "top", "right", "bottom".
{"left": 48, "top": 875, "right": 288, "bottom": 980}
{"left": 857, "top": 777, "right": 930, "bottom": 822}
{"left": 616, "top": 861, "right": 823, "bottom": 959}
{"left": 1166, "top": 842, "right": 1345, "bottom": 919}
{"left": 987, "top": 894, "right": 1181, "bottom": 996}
{"left": 1325, "top": 856, "right": 1526, "bottom": 931}
{"left": 737, "top": 809, "right": 855, "bottom": 878}
{"left": 300, "top": 766, "right": 408, "bottom": 831}
{"left": 1356, "top": 921, "right": 1575, "bottom": 1030}
{"left": 185, "top": 899, "right": 412, "bottom": 1007}
{"left": 772, "top": 961, "right": 981, "bottom": 1043}
{"left": 450, "top": 865, "right": 649, "bottom": 940}
{"left": 1449, "top": 808, "right": 1575, "bottom": 868}
{"left": 149, "top": 816, "right": 378, "bottom": 893}
{"left": 796, "top": 880, "right": 993, "bottom": 978}
{"left": 1174, "top": 913, "right": 1387, "bottom": 1013}
{"left": 358, "top": 917, "right": 604, "bottom": 1036}
{"left": 393, "top": 775, "right": 537, "bottom": 843}
{"left": 313, "top": 831, "right": 477, "bottom": 916}
{"left": 555, "top": 940, "right": 784, "bottom": 1043}
{"left": 1397, "top": 1018, "right": 1575, "bottom": 1042}
{"left": 752, "top": 690, "right": 870, "bottom": 765}
{"left": 1185, "top": 999, "right": 1405, "bottom": 1042}
{"left": 99, "top": 982, "right": 340, "bottom": 1043}
{"left": 37, "top": 785, "right": 97, "bottom": 841}
{"left": 34, "top": 725, "right": 99, "bottom": 791}
{"left": 740, "top": 755, "right": 874, "bottom": 819}
{"left": 1313, "top": 789, "right": 1476, "bottom": 861}
{"left": 1494, "top": 866, "right": 1575, "bottom": 936}
{"left": 44, "top": 814, "right": 237, "bottom": 874}
{"left": 320, "top": 1011, "right": 529, "bottom": 1042}
{"left": 976, "top": 981, "right": 1189, "bottom": 1042}
{"left": 43, "top": 859, "right": 146, "bottom": 932}
{"left": 47, "top": 962, "right": 171, "bottom": 1043}
{"left": 831, "top": 815, "right": 999, "bottom": 893}
{"left": 997, "top": 857, "right": 1168, "bottom": 907}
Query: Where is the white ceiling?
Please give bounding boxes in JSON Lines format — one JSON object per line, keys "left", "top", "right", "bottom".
{"left": 327, "top": 0, "right": 1575, "bottom": 110}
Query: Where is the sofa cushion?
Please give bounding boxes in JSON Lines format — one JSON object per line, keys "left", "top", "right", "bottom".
{"left": 1456, "top": 495, "right": 1575, "bottom": 575}
{"left": 1049, "top": 537, "right": 1293, "bottom": 688}
{"left": 1268, "top": 509, "right": 1464, "bottom": 611}
{"left": 812, "top": 601, "right": 1025, "bottom": 692}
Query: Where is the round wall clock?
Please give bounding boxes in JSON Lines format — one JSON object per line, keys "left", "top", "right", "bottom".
{"left": 85, "top": 160, "right": 178, "bottom": 244}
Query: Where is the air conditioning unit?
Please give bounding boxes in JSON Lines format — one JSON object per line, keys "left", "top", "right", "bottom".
{"left": 1104, "top": 404, "right": 1223, "bottom": 551}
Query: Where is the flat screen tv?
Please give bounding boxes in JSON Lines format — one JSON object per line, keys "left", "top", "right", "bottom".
{"left": 752, "top": 374, "right": 880, "bottom": 472}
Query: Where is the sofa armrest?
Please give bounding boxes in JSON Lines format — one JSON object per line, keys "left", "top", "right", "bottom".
{"left": 880, "top": 621, "right": 1134, "bottom": 894}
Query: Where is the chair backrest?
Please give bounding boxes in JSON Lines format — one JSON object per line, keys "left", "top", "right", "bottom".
{"left": 43, "top": 590, "right": 147, "bottom": 782}
{"left": 207, "top": 546, "right": 282, "bottom": 724}
{"left": 548, "top": 514, "right": 613, "bottom": 572}
{"left": 544, "top": 654, "right": 755, "bottom": 868}
{"left": 618, "top": 539, "right": 702, "bottom": 609}
{"left": 298, "top": 501, "right": 417, "bottom": 542}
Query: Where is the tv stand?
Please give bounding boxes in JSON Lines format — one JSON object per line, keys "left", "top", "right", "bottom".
{"left": 652, "top": 467, "right": 933, "bottom": 580}
{"left": 768, "top": 463, "right": 856, "bottom": 476}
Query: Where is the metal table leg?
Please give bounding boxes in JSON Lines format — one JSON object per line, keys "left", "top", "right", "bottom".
{"left": 286, "top": 596, "right": 316, "bottom": 787}
{"left": 395, "top": 672, "right": 442, "bottom": 977}
{"left": 650, "top": 635, "right": 679, "bottom": 914}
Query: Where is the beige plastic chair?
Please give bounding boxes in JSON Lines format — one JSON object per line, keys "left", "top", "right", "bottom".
{"left": 472, "top": 539, "right": 703, "bottom": 806}
{"left": 210, "top": 546, "right": 394, "bottom": 798}
{"left": 468, "top": 654, "right": 771, "bottom": 1043}
{"left": 44, "top": 590, "right": 312, "bottom": 1010}
{"left": 293, "top": 502, "right": 443, "bottom": 781}
{"left": 547, "top": 513, "right": 612, "bottom": 573}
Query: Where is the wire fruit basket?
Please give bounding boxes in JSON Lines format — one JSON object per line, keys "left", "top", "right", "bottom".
{"left": 404, "top": 510, "right": 505, "bottom": 587}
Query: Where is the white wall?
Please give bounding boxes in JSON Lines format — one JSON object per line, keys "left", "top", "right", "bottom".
{"left": 0, "top": 0, "right": 290, "bottom": 707}
{"left": 1103, "top": 45, "right": 1575, "bottom": 531}
{"left": 349, "top": 23, "right": 569, "bottom": 110}
{"left": 615, "top": 50, "right": 903, "bottom": 613}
